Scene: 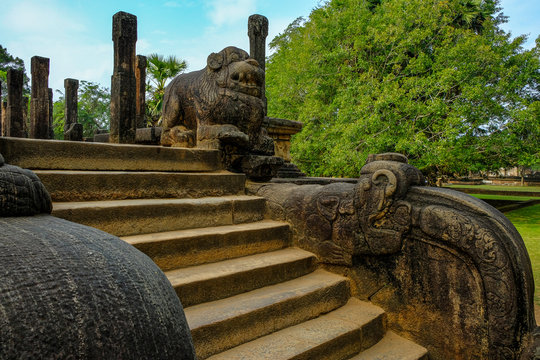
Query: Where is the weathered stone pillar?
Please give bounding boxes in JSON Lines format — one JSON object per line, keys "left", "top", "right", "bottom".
{"left": 110, "top": 11, "right": 137, "bottom": 143}
{"left": 0, "top": 81, "right": 3, "bottom": 136}
{"left": 135, "top": 55, "right": 147, "bottom": 128}
{"left": 1, "top": 102, "right": 6, "bottom": 137}
{"left": 30, "top": 56, "right": 50, "bottom": 139}
{"left": 63, "top": 78, "right": 82, "bottom": 141}
{"left": 48, "top": 88, "right": 53, "bottom": 139}
{"left": 6, "top": 68, "right": 25, "bottom": 137}
{"left": 248, "top": 14, "right": 268, "bottom": 72}
{"left": 248, "top": 14, "right": 268, "bottom": 115}
{"left": 22, "top": 96, "right": 29, "bottom": 137}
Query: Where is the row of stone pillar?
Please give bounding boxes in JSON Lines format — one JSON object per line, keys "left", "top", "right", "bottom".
{"left": 0, "top": 58, "right": 50, "bottom": 139}
{"left": 107, "top": 13, "right": 270, "bottom": 144}
{"left": 0, "top": 57, "right": 84, "bottom": 141}
{"left": 107, "top": 12, "right": 269, "bottom": 144}
{"left": 2, "top": 12, "right": 263, "bottom": 144}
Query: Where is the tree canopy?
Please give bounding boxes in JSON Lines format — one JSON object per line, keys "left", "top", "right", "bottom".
{"left": 266, "top": 0, "right": 540, "bottom": 179}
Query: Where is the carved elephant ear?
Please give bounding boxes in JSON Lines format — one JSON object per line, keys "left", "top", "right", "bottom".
{"left": 207, "top": 52, "right": 224, "bottom": 71}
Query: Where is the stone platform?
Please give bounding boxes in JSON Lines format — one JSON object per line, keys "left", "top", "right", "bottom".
{"left": 1, "top": 137, "right": 428, "bottom": 359}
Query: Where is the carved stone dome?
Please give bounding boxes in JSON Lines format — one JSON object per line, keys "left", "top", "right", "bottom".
{"left": 0, "top": 215, "right": 196, "bottom": 359}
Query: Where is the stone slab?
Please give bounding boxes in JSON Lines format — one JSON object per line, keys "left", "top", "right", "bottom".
{"left": 207, "top": 298, "right": 385, "bottom": 360}
{"left": 269, "top": 177, "right": 359, "bottom": 185}
{"left": 348, "top": 331, "right": 428, "bottom": 360}
{"left": 264, "top": 116, "right": 303, "bottom": 135}
{"left": 0, "top": 137, "right": 221, "bottom": 172}
{"left": 122, "top": 220, "right": 291, "bottom": 271}
{"left": 185, "top": 269, "right": 350, "bottom": 359}
{"left": 93, "top": 127, "right": 163, "bottom": 144}
{"left": 34, "top": 170, "right": 245, "bottom": 201}
{"left": 52, "top": 195, "right": 266, "bottom": 237}
{"left": 167, "top": 248, "right": 318, "bottom": 307}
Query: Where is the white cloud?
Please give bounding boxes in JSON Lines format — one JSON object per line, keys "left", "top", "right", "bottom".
{"left": 206, "top": 0, "right": 257, "bottom": 27}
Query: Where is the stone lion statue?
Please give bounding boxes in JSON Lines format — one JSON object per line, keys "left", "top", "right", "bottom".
{"left": 160, "top": 46, "right": 273, "bottom": 156}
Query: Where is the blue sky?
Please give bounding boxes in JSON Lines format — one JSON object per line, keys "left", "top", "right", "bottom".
{"left": 0, "top": 0, "right": 538, "bottom": 98}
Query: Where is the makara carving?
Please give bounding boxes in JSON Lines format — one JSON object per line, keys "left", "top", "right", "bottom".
{"left": 256, "top": 153, "right": 424, "bottom": 265}
{"left": 253, "top": 152, "right": 537, "bottom": 360}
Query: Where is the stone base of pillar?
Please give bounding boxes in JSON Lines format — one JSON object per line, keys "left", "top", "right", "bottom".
{"left": 93, "top": 127, "right": 162, "bottom": 145}
{"left": 64, "top": 123, "right": 83, "bottom": 141}
{"left": 110, "top": 73, "right": 136, "bottom": 144}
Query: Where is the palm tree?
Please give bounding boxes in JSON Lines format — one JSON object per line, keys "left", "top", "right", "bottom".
{"left": 454, "top": 0, "right": 496, "bottom": 34}
{"left": 146, "top": 53, "right": 187, "bottom": 126}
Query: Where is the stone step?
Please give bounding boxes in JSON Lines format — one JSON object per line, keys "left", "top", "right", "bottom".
{"left": 206, "top": 298, "right": 386, "bottom": 360}
{"left": 34, "top": 170, "right": 245, "bottom": 202}
{"left": 185, "top": 269, "right": 351, "bottom": 359}
{"left": 122, "top": 220, "right": 291, "bottom": 271}
{"left": 0, "top": 137, "right": 220, "bottom": 172}
{"left": 52, "top": 195, "right": 266, "bottom": 237}
{"left": 347, "top": 331, "right": 428, "bottom": 360}
{"left": 167, "top": 248, "right": 318, "bottom": 307}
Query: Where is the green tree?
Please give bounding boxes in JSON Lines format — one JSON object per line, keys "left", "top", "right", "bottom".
{"left": 266, "top": 0, "right": 540, "bottom": 179}
{"left": 0, "top": 45, "right": 30, "bottom": 101}
{"left": 146, "top": 53, "right": 187, "bottom": 126}
{"left": 52, "top": 80, "right": 110, "bottom": 139}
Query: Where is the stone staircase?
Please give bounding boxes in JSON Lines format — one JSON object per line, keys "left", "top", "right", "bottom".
{"left": 1, "top": 137, "right": 428, "bottom": 359}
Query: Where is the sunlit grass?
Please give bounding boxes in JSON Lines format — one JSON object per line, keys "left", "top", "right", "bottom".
{"left": 505, "top": 204, "right": 540, "bottom": 304}
{"left": 470, "top": 194, "right": 537, "bottom": 201}
{"left": 445, "top": 184, "right": 540, "bottom": 193}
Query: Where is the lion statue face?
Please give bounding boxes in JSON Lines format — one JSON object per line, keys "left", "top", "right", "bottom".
{"left": 207, "top": 46, "right": 264, "bottom": 98}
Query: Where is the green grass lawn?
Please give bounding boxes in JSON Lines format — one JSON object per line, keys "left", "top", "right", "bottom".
{"left": 446, "top": 185, "right": 540, "bottom": 303}
{"left": 445, "top": 184, "right": 540, "bottom": 193}
{"left": 470, "top": 194, "right": 537, "bottom": 201}
{"left": 505, "top": 204, "right": 540, "bottom": 304}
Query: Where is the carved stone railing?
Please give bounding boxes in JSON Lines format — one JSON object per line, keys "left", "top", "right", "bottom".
{"left": 251, "top": 153, "right": 538, "bottom": 360}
